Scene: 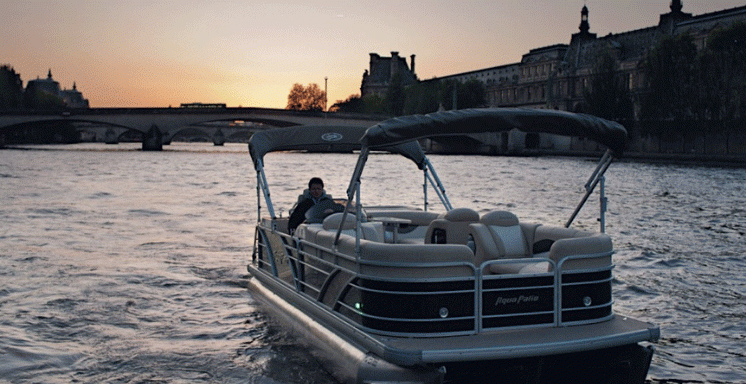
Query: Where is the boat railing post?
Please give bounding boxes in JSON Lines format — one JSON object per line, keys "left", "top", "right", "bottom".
{"left": 355, "top": 184, "right": 362, "bottom": 256}
{"left": 423, "top": 168, "right": 429, "bottom": 211}
{"left": 599, "top": 175, "right": 607, "bottom": 233}
{"left": 256, "top": 172, "right": 262, "bottom": 222}
{"left": 554, "top": 265, "right": 561, "bottom": 325}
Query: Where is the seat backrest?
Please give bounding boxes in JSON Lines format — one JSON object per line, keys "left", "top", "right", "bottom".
{"left": 322, "top": 213, "right": 383, "bottom": 242}
{"left": 424, "top": 208, "right": 479, "bottom": 244}
{"left": 480, "top": 210, "right": 529, "bottom": 258}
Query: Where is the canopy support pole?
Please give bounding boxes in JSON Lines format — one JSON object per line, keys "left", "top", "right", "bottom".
{"left": 565, "top": 149, "right": 613, "bottom": 228}
{"left": 336, "top": 148, "right": 369, "bottom": 249}
{"left": 424, "top": 158, "right": 453, "bottom": 211}
{"left": 255, "top": 159, "right": 276, "bottom": 221}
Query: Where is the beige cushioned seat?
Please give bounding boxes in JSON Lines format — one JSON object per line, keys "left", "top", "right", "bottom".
{"left": 469, "top": 211, "right": 544, "bottom": 274}
{"left": 322, "top": 213, "right": 383, "bottom": 242}
{"left": 424, "top": 208, "right": 479, "bottom": 245}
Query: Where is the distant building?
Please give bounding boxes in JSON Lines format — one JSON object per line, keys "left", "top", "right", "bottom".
{"left": 25, "top": 69, "right": 61, "bottom": 98}
{"left": 25, "top": 69, "right": 89, "bottom": 108}
{"left": 360, "top": 51, "right": 418, "bottom": 97}
{"left": 428, "top": 1, "right": 746, "bottom": 117}
{"left": 180, "top": 102, "right": 226, "bottom": 108}
{"left": 59, "top": 82, "right": 89, "bottom": 108}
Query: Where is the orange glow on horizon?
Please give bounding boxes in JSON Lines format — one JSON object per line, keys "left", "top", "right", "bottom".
{"left": 4, "top": 1, "right": 743, "bottom": 109}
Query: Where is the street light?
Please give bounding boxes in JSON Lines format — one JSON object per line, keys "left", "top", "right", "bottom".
{"left": 324, "top": 76, "right": 328, "bottom": 112}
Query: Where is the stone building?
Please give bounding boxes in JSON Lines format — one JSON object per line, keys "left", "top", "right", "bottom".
{"left": 360, "top": 51, "right": 418, "bottom": 97}
{"left": 59, "top": 82, "right": 90, "bottom": 109}
{"left": 25, "top": 69, "right": 61, "bottom": 97}
{"left": 437, "top": 1, "right": 746, "bottom": 117}
{"left": 25, "top": 69, "right": 89, "bottom": 108}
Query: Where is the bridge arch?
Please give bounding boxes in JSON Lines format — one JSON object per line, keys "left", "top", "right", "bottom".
{"left": 1, "top": 108, "right": 382, "bottom": 150}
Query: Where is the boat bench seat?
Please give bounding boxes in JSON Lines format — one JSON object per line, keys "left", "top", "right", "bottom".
{"left": 297, "top": 213, "right": 384, "bottom": 244}
{"left": 302, "top": 226, "right": 475, "bottom": 279}
{"left": 347, "top": 238, "right": 476, "bottom": 279}
{"left": 425, "top": 208, "right": 480, "bottom": 245}
{"left": 469, "top": 210, "right": 612, "bottom": 274}
{"left": 534, "top": 226, "right": 613, "bottom": 271}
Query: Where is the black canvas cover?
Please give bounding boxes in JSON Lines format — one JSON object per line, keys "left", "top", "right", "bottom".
{"left": 249, "top": 125, "right": 427, "bottom": 170}
{"left": 362, "top": 108, "right": 628, "bottom": 156}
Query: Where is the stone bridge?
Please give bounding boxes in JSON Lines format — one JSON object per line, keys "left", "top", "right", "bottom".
{"left": 0, "top": 107, "right": 384, "bottom": 150}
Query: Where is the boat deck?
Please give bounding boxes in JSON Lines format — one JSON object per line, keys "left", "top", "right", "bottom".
{"left": 374, "top": 315, "right": 658, "bottom": 364}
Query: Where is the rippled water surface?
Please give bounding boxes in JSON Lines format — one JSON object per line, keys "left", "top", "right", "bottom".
{"left": 1, "top": 142, "right": 744, "bottom": 383}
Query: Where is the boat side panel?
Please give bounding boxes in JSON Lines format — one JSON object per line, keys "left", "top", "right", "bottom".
{"left": 252, "top": 219, "right": 656, "bottom": 342}
{"left": 247, "top": 274, "right": 444, "bottom": 384}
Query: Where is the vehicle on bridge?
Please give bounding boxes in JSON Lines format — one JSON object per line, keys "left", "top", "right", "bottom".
{"left": 247, "top": 108, "right": 659, "bottom": 384}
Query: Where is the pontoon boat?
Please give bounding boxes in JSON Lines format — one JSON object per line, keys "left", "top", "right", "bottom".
{"left": 247, "top": 108, "right": 659, "bottom": 384}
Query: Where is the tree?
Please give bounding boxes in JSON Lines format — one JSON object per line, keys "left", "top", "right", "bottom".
{"left": 641, "top": 34, "right": 698, "bottom": 122}
{"left": 456, "top": 79, "right": 487, "bottom": 109}
{"left": 23, "top": 85, "right": 65, "bottom": 111}
{"left": 286, "top": 83, "right": 326, "bottom": 111}
{"left": 328, "top": 93, "right": 388, "bottom": 115}
{"left": 437, "top": 79, "right": 486, "bottom": 111}
{"left": 0, "top": 65, "right": 24, "bottom": 111}
{"left": 330, "top": 94, "right": 363, "bottom": 113}
{"left": 697, "top": 22, "right": 746, "bottom": 152}
{"left": 402, "top": 79, "right": 486, "bottom": 115}
{"left": 705, "top": 23, "right": 746, "bottom": 122}
{"left": 403, "top": 80, "right": 440, "bottom": 115}
{"left": 583, "top": 50, "right": 633, "bottom": 121}
{"left": 361, "top": 93, "right": 387, "bottom": 115}
{"left": 385, "top": 74, "right": 406, "bottom": 116}
{"left": 639, "top": 34, "right": 699, "bottom": 148}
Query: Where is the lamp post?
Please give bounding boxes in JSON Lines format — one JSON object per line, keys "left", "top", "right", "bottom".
{"left": 324, "top": 76, "right": 328, "bottom": 113}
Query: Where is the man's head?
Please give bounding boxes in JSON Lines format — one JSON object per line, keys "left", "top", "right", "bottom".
{"left": 308, "top": 177, "right": 324, "bottom": 198}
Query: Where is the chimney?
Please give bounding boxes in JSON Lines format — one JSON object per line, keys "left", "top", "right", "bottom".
{"left": 410, "top": 54, "right": 416, "bottom": 74}
{"left": 390, "top": 51, "right": 399, "bottom": 77}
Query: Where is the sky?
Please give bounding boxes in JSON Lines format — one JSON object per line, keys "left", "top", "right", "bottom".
{"left": 3, "top": 0, "right": 744, "bottom": 109}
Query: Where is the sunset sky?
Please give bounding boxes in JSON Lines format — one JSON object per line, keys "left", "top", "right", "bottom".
{"left": 3, "top": 0, "right": 743, "bottom": 109}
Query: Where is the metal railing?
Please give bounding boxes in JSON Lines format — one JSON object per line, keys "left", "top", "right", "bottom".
{"left": 252, "top": 226, "right": 615, "bottom": 337}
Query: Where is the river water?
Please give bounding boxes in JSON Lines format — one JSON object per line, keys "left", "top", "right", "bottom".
{"left": 0, "top": 142, "right": 744, "bottom": 384}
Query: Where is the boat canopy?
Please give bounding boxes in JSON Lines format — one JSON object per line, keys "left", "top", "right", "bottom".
{"left": 249, "top": 125, "right": 436, "bottom": 220}
{"left": 248, "top": 125, "right": 427, "bottom": 171}
{"left": 362, "top": 108, "right": 628, "bottom": 156}
{"left": 345, "top": 108, "right": 627, "bottom": 230}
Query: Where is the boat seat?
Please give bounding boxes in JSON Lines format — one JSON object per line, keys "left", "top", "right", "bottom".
{"left": 322, "top": 213, "right": 383, "bottom": 243}
{"left": 534, "top": 226, "right": 613, "bottom": 271}
{"left": 424, "top": 208, "right": 479, "bottom": 245}
{"left": 469, "top": 211, "right": 543, "bottom": 274}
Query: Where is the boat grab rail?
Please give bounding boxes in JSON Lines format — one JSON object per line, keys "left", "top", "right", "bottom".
{"left": 479, "top": 250, "right": 614, "bottom": 330}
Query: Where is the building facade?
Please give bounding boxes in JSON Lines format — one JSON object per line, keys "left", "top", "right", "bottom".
{"left": 438, "top": 1, "right": 746, "bottom": 117}
{"left": 25, "top": 69, "right": 89, "bottom": 108}
{"left": 360, "top": 52, "right": 418, "bottom": 97}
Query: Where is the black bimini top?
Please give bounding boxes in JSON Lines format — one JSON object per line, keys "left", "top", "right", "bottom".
{"left": 249, "top": 125, "right": 428, "bottom": 171}
{"left": 362, "top": 108, "right": 628, "bottom": 156}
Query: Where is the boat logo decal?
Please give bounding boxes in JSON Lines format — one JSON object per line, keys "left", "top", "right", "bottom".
{"left": 495, "top": 295, "right": 539, "bottom": 306}
{"left": 321, "top": 132, "right": 343, "bottom": 142}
